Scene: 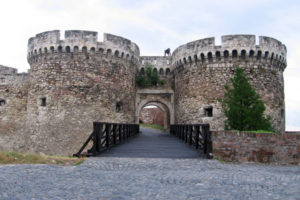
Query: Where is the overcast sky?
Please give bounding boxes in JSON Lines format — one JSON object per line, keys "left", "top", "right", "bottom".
{"left": 0, "top": 0, "right": 299, "bottom": 131}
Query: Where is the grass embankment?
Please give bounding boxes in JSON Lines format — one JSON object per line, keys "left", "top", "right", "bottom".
{"left": 140, "top": 123, "right": 164, "bottom": 131}
{"left": 0, "top": 151, "right": 85, "bottom": 165}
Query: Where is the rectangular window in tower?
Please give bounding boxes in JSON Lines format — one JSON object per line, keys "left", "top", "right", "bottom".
{"left": 41, "top": 97, "right": 46, "bottom": 107}
{"left": 204, "top": 107, "right": 213, "bottom": 117}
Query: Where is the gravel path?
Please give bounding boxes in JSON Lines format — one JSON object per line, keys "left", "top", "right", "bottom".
{"left": 0, "top": 128, "right": 299, "bottom": 200}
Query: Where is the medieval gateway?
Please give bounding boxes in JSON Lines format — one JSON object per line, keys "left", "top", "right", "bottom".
{"left": 0, "top": 30, "right": 287, "bottom": 155}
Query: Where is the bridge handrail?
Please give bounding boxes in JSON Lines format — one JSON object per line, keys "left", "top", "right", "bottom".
{"left": 170, "top": 124, "right": 212, "bottom": 158}
{"left": 73, "top": 122, "right": 140, "bottom": 157}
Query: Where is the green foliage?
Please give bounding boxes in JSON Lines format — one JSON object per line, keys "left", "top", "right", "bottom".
{"left": 158, "top": 79, "right": 166, "bottom": 85}
{"left": 136, "top": 62, "right": 165, "bottom": 87}
{"left": 151, "top": 70, "right": 159, "bottom": 85}
{"left": 140, "top": 123, "right": 164, "bottom": 131}
{"left": 136, "top": 76, "right": 148, "bottom": 87}
{"left": 220, "top": 67, "right": 272, "bottom": 131}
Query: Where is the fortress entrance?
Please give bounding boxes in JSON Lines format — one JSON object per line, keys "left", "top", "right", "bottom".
{"left": 135, "top": 89, "right": 174, "bottom": 130}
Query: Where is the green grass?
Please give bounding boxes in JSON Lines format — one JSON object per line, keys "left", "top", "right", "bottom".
{"left": 0, "top": 151, "right": 85, "bottom": 165}
{"left": 140, "top": 123, "right": 164, "bottom": 131}
{"left": 228, "top": 130, "right": 276, "bottom": 134}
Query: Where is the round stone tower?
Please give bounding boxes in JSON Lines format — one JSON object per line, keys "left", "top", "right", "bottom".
{"left": 26, "top": 30, "right": 139, "bottom": 155}
{"left": 171, "top": 35, "right": 287, "bottom": 133}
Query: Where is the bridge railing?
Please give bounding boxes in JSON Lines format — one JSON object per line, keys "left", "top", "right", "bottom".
{"left": 170, "top": 124, "right": 212, "bottom": 158}
{"left": 73, "top": 122, "right": 139, "bottom": 157}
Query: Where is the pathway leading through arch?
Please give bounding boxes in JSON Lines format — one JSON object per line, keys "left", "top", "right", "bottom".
{"left": 100, "top": 127, "right": 204, "bottom": 158}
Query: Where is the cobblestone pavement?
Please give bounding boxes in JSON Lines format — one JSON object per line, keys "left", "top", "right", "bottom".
{"left": 0, "top": 128, "right": 299, "bottom": 200}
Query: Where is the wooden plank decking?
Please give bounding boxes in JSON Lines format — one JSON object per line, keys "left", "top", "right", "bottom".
{"left": 100, "top": 127, "right": 204, "bottom": 158}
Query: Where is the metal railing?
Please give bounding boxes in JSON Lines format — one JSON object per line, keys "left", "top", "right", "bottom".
{"left": 73, "top": 122, "right": 139, "bottom": 157}
{"left": 170, "top": 124, "right": 212, "bottom": 158}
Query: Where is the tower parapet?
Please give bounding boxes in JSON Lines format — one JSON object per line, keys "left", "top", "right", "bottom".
{"left": 172, "top": 35, "right": 287, "bottom": 72}
{"left": 27, "top": 30, "right": 140, "bottom": 65}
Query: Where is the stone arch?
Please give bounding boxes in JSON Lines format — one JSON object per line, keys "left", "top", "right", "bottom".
{"left": 66, "top": 46, "right": 71, "bottom": 53}
{"left": 166, "top": 68, "right": 170, "bottom": 75}
{"left": 136, "top": 99, "right": 174, "bottom": 129}
{"left": 159, "top": 68, "right": 164, "bottom": 75}
{"left": 58, "top": 46, "right": 63, "bottom": 53}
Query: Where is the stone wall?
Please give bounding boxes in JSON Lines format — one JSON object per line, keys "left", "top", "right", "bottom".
{"left": 0, "top": 31, "right": 288, "bottom": 156}
{"left": 212, "top": 131, "right": 300, "bottom": 165}
{"left": 23, "top": 30, "right": 139, "bottom": 155}
{"left": 0, "top": 65, "right": 29, "bottom": 152}
{"left": 172, "top": 35, "right": 286, "bottom": 133}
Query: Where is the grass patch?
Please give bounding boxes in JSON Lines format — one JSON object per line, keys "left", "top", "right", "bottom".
{"left": 229, "top": 130, "right": 276, "bottom": 134}
{"left": 140, "top": 123, "right": 164, "bottom": 131}
{"left": 245, "top": 130, "right": 275, "bottom": 134}
{"left": 0, "top": 151, "right": 85, "bottom": 166}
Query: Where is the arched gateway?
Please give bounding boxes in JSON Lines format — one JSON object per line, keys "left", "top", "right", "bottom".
{"left": 135, "top": 89, "right": 174, "bottom": 129}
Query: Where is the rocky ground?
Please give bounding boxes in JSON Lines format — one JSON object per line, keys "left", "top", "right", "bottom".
{"left": 0, "top": 128, "right": 299, "bottom": 200}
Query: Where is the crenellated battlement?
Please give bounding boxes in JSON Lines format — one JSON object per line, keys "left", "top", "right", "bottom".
{"left": 27, "top": 30, "right": 140, "bottom": 64}
{"left": 172, "top": 35, "right": 287, "bottom": 72}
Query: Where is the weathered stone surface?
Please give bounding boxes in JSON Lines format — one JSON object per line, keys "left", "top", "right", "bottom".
{"left": 140, "top": 107, "right": 165, "bottom": 126}
{"left": 172, "top": 35, "right": 286, "bottom": 133}
{"left": 0, "top": 31, "right": 288, "bottom": 156}
{"left": 212, "top": 131, "right": 300, "bottom": 165}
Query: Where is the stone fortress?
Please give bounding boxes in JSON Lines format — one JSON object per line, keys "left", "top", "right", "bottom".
{"left": 0, "top": 30, "right": 287, "bottom": 155}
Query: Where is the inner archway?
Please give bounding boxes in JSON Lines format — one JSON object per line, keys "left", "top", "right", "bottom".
{"left": 139, "top": 104, "right": 166, "bottom": 129}
{"left": 136, "top": 100, "right": 173, "bottom": 130}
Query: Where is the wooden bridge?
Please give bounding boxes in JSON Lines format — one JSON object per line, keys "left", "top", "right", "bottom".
{"left": 74, "top": 122, "right": 212, "bottom": 159}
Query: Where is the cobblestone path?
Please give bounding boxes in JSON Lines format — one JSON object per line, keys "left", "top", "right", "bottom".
{"left": 0, "top": 128, "right": 299, "bottom": 200}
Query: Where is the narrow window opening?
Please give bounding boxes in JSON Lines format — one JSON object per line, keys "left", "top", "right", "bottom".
{"left": 41, "top": 97, "right": 46, "bottom": 107}
{"left": 249, "top": 50, "right": 255, "bottom": 57}
{"left": 204, "top": 107, "right": 213, "bottom": 117}
{"left": 216, "top": 51, "right": 221, "bottom": 60}
{"left": 166, "top": 68, "right": 170, "bottom": 75}
{"left": 241, "top": 50, "right": 246, "bottom": 59}
{"left": 232, "top": 50, "right": 238, "bottom": 58}
{"left": 264, "top": 51, "right": 269, "bottom": 59}
{"left": 201, "top": 53, "right": 205, "bottom": 62}
{"left": 281, "top": 109, "right": 285, "bottom": 117}
{"left": 58, "top": 46, "right": 63, "bottom": 53}
{"left": 66, "top": 46, "right": 71, "bottom": 53}
{"left": 207, "top": 52, "right": 213, "bottom": 62}
{"left": 50, "top": 46, "right": 55, "bottom": 53}
{"left": 0, "top": 99, "right": 6, "bottom": 106}
{"left": 194, "top": 55, "right": 198, "bottom": 62}
{"left": 224, "top": 50, "right": 229, "bottom": 58}
{"left": 116, "top": 101, "right": 123, "bottom": 113}
{"left": 159, "top": 68, "right": 164, "bottom": 75}
{"left": 257, "top": 50, "right": 262, "bottom": 59}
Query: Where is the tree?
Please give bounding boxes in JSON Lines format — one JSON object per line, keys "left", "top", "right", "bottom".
{"left": 221, "top": 67, "right": 272, "bottom": 131}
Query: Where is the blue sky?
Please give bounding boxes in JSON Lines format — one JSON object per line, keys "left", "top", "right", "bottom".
{"left": 0, "top": 0, "right": 299, "bottom": 130}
